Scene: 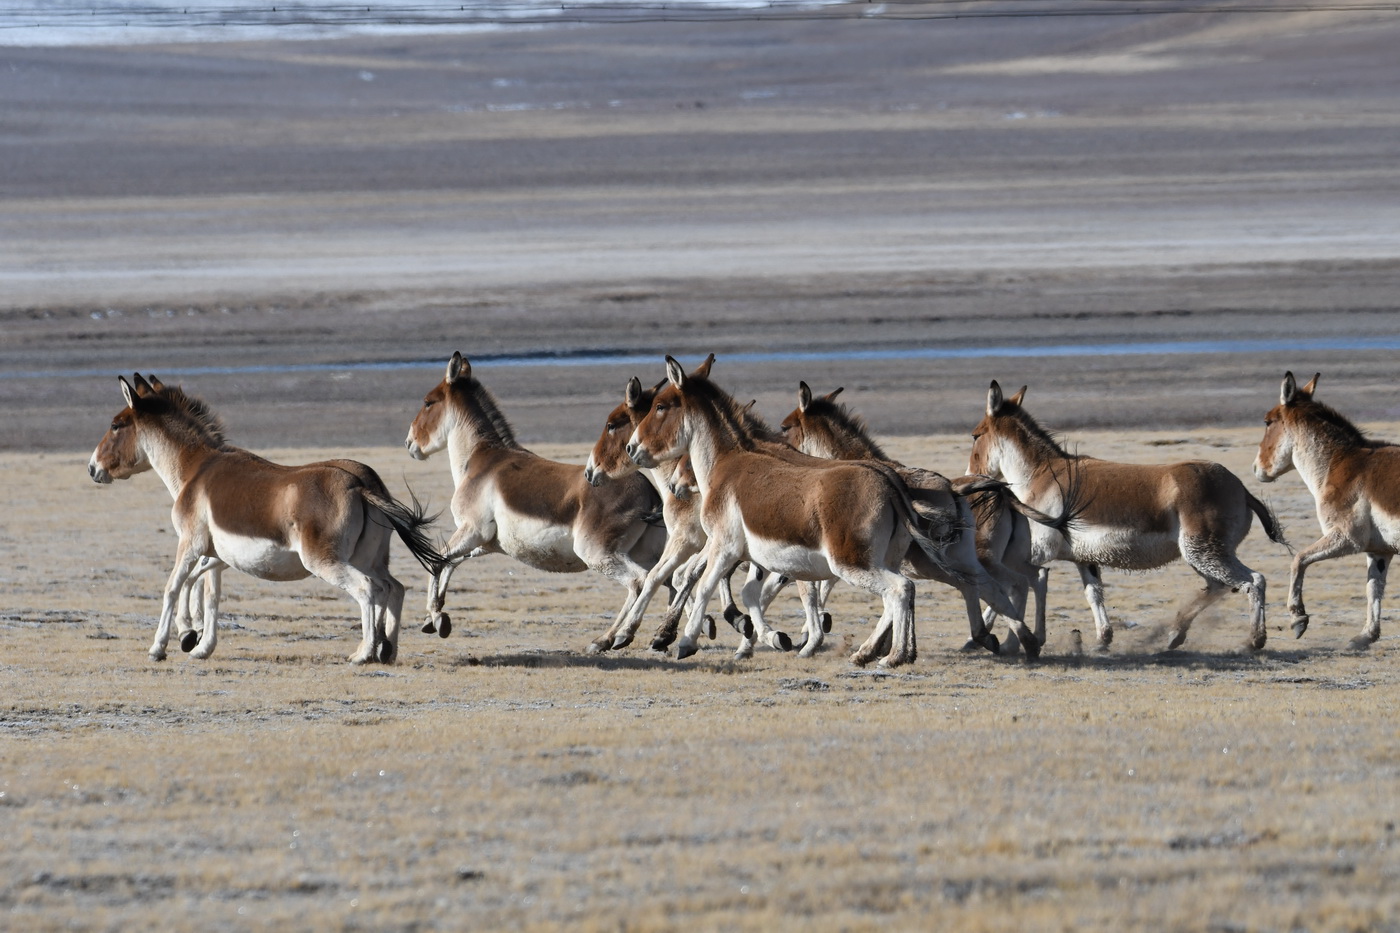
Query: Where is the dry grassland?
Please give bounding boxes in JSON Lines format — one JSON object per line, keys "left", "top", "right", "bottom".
{"left": 2, "top": 429, "right": 1398, "bottom": 931}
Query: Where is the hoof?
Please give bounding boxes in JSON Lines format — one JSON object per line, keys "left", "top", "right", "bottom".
{"left": 979, "top": 632, "right": 1000, "bottom": 654}
{"left": 585, "top": 641, "right": 606, "bottom": 656}
{"left": 820, "top": 611, "right": 832, "bottom": 634}
{"left": 438, "top": 614, "right": 452, "bottom": 638}
{"left": 378, "top": 642, "right": 397, "bottom": 665}
{"left": 149, "top": 650, "right": 167, "bottom": 662}
{"left": 1348, "top": 634, "right": 1376, "bottom": 651}
{"left": 705, "top": 615, "right": 717, "bottom": 640}
{"left": 651, "top": 634, "right": 676, "bottom": 652}
{"left": 723, "top": 604, "right": 744, "bottom": 626}
{"left": 349, "top": 653, "right": 371, "bottom": 665}
{"left": 180, "top": 630, "right": 199, "bottom": 653}
{"left": 773, "top": 631, "right": 793, "bottom": 652}
{"left": 733, "top": 644, "right": 755, "bottom": 661}
{"left": 959, "top": 638, "right": 981, "bottom": 653}
{"left": 612, "top": 632, "right": 635, "bottom": 651}
{"left": 1022, "top": 633, "right": 1041, "bottom": 661}
{"left": 1167, "top": 630, "right": 1186, "bottom": 650}
{"left": 422, "top": 619, "right": 437, "bottom": 635}
{"left": 676, "top": 641, "right": 698, "bottom": 661}
{"left": 877, "top": 652, "right": 910, "bottom": 670}
{"left": 740, "top": 616, "right": 755, "bottom": 641}
{"left": 849, "top": 651, "right": 873, "bottom": 667}
{"left": 1291, "top": 615, "right": 1309, "bottom": 639}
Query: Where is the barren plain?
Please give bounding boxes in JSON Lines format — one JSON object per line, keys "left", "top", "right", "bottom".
{"left": 3, "top": 4, "right": 1400, "bottom": 930}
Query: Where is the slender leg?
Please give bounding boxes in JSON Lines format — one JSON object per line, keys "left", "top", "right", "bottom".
{"left": 1077, "top": 562, "right": 1113, "bottom": 650}
{"left": 189, "top": 566, "right": 223, "bottom": 660}
{"left": 151, "top": 545, "right": 204, "bottom": 661}
{"left": 1287, "top": 531, "right": 1360, "bottom": 637}
{"left": 1357, "top": 553, "right": 1387, "bottom": 648}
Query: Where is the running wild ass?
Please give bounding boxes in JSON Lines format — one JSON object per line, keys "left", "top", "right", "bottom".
{"left": 969, "top": 381, "right": 1285, "bottom": 652}
{"left": 88, "top": 374, "right": 444, "bottom": 664}
{"left": 781, "top": 382, "right": 1078, "bottom": 658}
{"left": 626, "top": 356, "right": 967, "bottom": 667}
{"left": 405, "top": 352, "right": 667, "bottom": 645}
{"left": 583, "top": 372, "right": 722, "bottom": 655}
{"left": 1254, "top": 372, "right": 1399, "bottom": 648}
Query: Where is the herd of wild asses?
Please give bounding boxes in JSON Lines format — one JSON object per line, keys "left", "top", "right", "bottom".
{"left": 88, "top": 357, "right": 1398, "bottom": 667}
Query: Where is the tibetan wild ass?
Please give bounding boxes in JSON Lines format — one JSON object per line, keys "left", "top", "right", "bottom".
{"left": 969, "top": 381, "right": 1284, "bottom": 652}
{"left": 406, "top": 352, "right": 666, "bottom": 645}
{"left": 626, "top": 356, "right": 970, "bottom": 668}
{"left": 1254, "top": 372, "right": 1400, "bottom": 648}
{"left": 88, "top": 374, "right": 445, "bottom": 664}
{"left": 781, "top": 382, "right": 1080, "bottom": 659}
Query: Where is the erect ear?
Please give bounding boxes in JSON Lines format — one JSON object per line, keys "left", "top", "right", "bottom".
{"left": 146, "top": 374, "right": 165, "bottom": 393}
{"left": 665, "top": 355, "right": 685, "bottom": 389}
{"left": 446, "top": 351, "right": 469, "bottom": 383}
{"left": 1299, "top": 372, "right": 1320, "bottom": 398}
{"left": 132, "top": 373, "right": 154, "bottom": 398}
{"left": 119, "top": 375, "right": 138, "bottom": 409}
{"left": 798, "top": 381, "right": 813, "bottom": 412}
{"left": 1009, "top": 385, "right": 1027, "bottom": 407}
{"left": 1280, "top": 371, "right": 1297, "bottom": 405}
{"left": 624, "top": 376, "right": 645, "bottom": 411}
{"left": 824, "top": 387, "right": 844, "bottom": 404}
{"left": 692, "top": 353, "right": 716, "bottom": 379}
{"left": 987, "top": 380, "right": 1004, "bottom": 416}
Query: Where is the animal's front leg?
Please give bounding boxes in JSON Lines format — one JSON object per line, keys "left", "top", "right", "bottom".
{"left": 189, "top": 566, "right": 224, "bottom": 660}
{"left": 674, "top": 543, "right": 740, "bottom": 661}
{"left": 152, "top": 548, "right": 203, "bottom": 661}
{"left": 737, "top": 566, "right": 793, "bottom": 656}
{"left": 424, "top": 527, "right": 482, "bottom": 638}
{"left": 1287, "top": 532, "right": 1357, "bottom": 638}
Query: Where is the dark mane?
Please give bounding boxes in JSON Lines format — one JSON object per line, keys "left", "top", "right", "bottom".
{"left": 803, "top": 397, "right": 887, "bottom": 461}
{"left": 683, "top": 374, "right": 777, "bottom": 450}
{"left": 149, "top": 384, "right": 228, "bottom": 448}
{"left": 1296, "top": 398, "right": 1393, "bottom": 450}
{"left": 1000, "top": 400, "right": 1081, "bottom": 461}
{"left": 451, "top": 377, "right": 520, "bottom": 449}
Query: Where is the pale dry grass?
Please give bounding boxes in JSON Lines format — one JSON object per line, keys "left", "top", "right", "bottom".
{"left": 2, "top": 429, "right": 1398, "bottom": 931}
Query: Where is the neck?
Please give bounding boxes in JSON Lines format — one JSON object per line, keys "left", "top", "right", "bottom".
{"left": 1288, "top": 428, "right": 1344, "bottom": 501}
{"left": 143, "top": 429, "right": 217, "bottom": 499}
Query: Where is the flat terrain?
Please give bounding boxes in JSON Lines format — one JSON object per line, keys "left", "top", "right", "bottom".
{"left": 3, "top": 3, "right": 1400, "bottom": 930}
{"left": 2, "top": 429, "right": 1398, "bottom": 930}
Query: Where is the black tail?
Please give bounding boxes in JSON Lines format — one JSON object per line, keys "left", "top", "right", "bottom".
{"left": 1246, "top": 491, "right": 1289, "bottom": 549}
{"left": 364, "top": 488, "right": 450, "bottom": 575}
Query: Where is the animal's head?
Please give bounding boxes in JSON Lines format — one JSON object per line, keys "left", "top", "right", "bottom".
{"left": 626, "top": 354, "right": 714, "bottom": 468}
{"left": 967, "top": 380, "right": 1028, "bottom": 479}
{"left": 586, "top": 376, "right": 662, "bottom": 486}
{"left": 1254, "top": 371, "right": 1319, "bottom": 483}
{"left": 779, "top": 381, "right": 845, "bottom": 456}
{"left": 407, "top": 352, "right": 469, "bottom": 460}
{"left": 88, "top": 374, "right": 158, "bottom": 483}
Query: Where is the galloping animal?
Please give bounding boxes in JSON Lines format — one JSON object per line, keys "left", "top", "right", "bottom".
{"left": 1254, "top": 372, "right": 1400, "bottom": 648}
{"left": 626, "top": 356, "right": 969, "bottom": 667}
{"left": 969, "top": 381, "right": 1285, "bottom": 652}
{"left": 780, "top": 381, "right": 1078, "bottom": 658}
{"left": 88, "top": 374, "right": 444, "bottom": 664}
{"left": 405, "top": 352, "right": 667, "bottom": 647}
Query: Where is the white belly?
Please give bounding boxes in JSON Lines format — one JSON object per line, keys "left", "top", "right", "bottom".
{"left": 497, "top": 515, "right": 586, "bottom": 573}
{"left": 744, "top": 532, "right": 833, "bottom": 582}
{"left": 211, "top": 530, "right": 309, "bottom": 582}
{"left": 1065, "top": 526, "right": 1180, "bottom": 571}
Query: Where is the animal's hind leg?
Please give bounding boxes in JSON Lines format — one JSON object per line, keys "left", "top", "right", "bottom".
{"left": 377, "top": 574, "right": 406, "bottom": 664}
{"left": 1164, "top": 577, "right": 1232, "bottom": 650}
{"left": 1077, "top": 563, "right": 1114, "bottom": 651}
{"left": 306, "top": 559, "right": 379, "bottom": 664}
{"left": 1356, "top": 554, "right": 1387, "bottom": 648}
{"left": 1179, "top": 540, "right": 1268, "bottom": 652}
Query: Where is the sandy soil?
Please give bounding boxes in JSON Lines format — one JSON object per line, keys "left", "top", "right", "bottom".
{"left": 3, "top": 426, "right": 1399, "bottom": 930}
{"left": 4, "top": 6, "right": 1400, "bottom": 929}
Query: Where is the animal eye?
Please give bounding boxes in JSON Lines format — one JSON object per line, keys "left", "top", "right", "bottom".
{"left": 111, "top": 421, "right": 122, "bottom": 431}
{"left": 654, "top": 403, "right": 667, "bottom": 414}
